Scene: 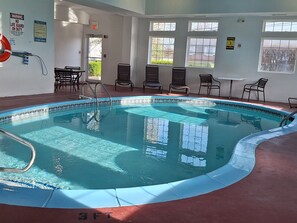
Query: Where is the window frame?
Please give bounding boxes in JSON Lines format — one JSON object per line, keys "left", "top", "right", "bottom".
{"left": 148, "top": 20, "right": 176, "bottom": 66}
{"left": 185, "top": 36, "right": 217, "bottom": 68}
{"left": 148, "top": 36, "right": 176, "bottom": 65}
{"left": 150, "top": 21, "right": 176, "bottom": 32}
{"left": 188, "top": 20, "right": 219, "bottom": 32}
{"left": 258, "top": 19, "right": 297, "bottom": 74}
{"left": 185, "top": 20, "right": 219, "bottom": 69}
{"left": 258, "top": 37, "right": 297, "bottom": 74}
{"left": 262, "top": 20, "right": 297, "bottom": 33}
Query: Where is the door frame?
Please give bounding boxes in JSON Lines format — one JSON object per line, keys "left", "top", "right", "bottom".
{"left": 84, "top": 34, "right": 104, "bottom": 81}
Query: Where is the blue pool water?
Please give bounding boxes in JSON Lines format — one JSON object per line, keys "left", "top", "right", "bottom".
{"left": 0, "top": 98, "right": 281, "bottom": 190}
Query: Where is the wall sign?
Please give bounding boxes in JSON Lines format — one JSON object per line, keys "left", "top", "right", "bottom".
{"left": 226, "top": 37, "right": 235, "bottom": 50}
{"left": 34, "top": 20, "right": 47, "bottom": 43}
{"left": 10, "top": 13, "right": 24, "bottom": 36}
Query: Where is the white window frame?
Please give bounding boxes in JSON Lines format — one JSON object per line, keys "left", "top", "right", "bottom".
{"left": 150, "top": 21, "right": 176, "bottom": 31}
{"left": 188, "top": 20, "right": 219, "bottom": 32}
{"left": 263, "top": 20, "right": 297, "bottom": 32}
{"left": 186, "top": 36, "right": 217, "bottom": 68}
{"left": 148, "top": 36, "right": 175, "bottom": 65}
{"left": 258, "top": 38, "right": 297, "bottom": 74}
{"left": 185, "top": 20, "right": 218, "bottom": 68}
{"left": 258, "top": 20, "right": 297, "bottom": 74}
{"left": 148, "top": 20, "right": 176, "bottom": 65}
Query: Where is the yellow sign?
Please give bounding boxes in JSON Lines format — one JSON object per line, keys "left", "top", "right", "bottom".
{"left": 226, "top": 37, "right": 235, "bottom": 50}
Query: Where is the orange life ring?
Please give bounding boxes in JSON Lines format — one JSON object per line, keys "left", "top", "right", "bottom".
{"left": 0, "top": 34, "right": 12, "bottom": 62}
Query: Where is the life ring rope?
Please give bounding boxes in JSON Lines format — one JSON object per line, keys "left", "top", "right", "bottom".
{"left": 0, "top": 33, "right": 12, "bottom": 62}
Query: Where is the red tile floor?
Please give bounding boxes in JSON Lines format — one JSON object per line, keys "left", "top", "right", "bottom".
{"left": 1, "top": 85, "right": 297, "bottom": 223}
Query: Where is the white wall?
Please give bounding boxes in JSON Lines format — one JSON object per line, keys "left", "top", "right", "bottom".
{"left": 55, "top": 21, "right": 83, "bottom": 68}
{"left": 135, "top": 16, "right": 297, "bottom": 102}
{"left": 0, "top": 0, "right": 55, "bottom": 97}
{"left": 83, "top": 12, "right": 125, "bottom": 85}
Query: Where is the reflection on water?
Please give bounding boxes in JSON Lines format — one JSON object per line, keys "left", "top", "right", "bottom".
{"left": 0, "top": 104, "right": 280, "bottom": 189}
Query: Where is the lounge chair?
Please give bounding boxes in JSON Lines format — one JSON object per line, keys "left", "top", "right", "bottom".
{"left": 143, "top": 65, "right": 162, "bottom": 92}
{"left": 169, "top": 67, "right": 190, "bottom": 95}
{"left": 115, "top": 63, "right": 134, "bottom": 91}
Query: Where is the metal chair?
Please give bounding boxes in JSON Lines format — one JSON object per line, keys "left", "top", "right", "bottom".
{"left": 65, "top": 66, "right": 82, "bottom": 89}
{"left": 241, "top": 78, "right": 268, "bottom": 102}
{"left": 169, "top": 67, "right": 190, "bottom": 95}
{"left": 143, "top": 65, "right": 162, "bottom": 93}
{"left": 198, "top": 74, "right": 221, "bottom": 96}
{"left": 288, "top": 97, "right": 297, "bottom": 108}
{"left": 54, "top": 68, "right": 76, "bottom": 92}
{"left": 115, "top": 63, "right": 134, "bottom": 91}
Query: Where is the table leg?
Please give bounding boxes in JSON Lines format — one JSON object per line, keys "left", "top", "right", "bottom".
{"left": 228, "top": 80, "right": 233, "bottom": 99}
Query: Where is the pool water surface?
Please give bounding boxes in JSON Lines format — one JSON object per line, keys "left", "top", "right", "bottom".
{"left": 0, "top": 96, "right": 293, "bottom": 208}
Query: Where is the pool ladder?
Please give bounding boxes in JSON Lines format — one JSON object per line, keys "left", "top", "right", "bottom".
{"left": 0, "top": 129, "right": 36, "bottom": 173}
{"left": 80, "top": 80, "right": 112, "bottom": 123}
{"left": 79, "top": 80, "right": 112, "bottom": 106}
{"left": 279, "top": 110, "right": 297, "bottom": 127}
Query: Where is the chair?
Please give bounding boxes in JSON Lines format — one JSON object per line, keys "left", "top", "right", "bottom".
{"left": 54, "top": 68, "right": 76, "bottom": 91}
{"left": 115, "top": 63, "right": 134, "bottom": 91}
{"left": 143, "top": 65, "right": 162, "bottom": 92}
{"left": 64, "top": 66, "right": 82, "bottom": 89}
{"left": 241, "top": 78, "right": 268, "bottom": 102}
{"left": 198, "top": 74, "right": 221, "bottom": 96}
{"left": 288, "top": 97, "right": 297, "bottom": 108}
{"left": 169, "top": 67, "right": 190, "bottom": 95}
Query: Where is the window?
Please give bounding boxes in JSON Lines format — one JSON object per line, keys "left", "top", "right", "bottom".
{"left": 186, "top": 21, "right": 218, "bottom": 68}
{"left": 149, "top": 21, "right": 176, "bottom": 65}
{"left": 149, "top": 37, "right": 175, "bottom": 65}
{"left": 189, "top": 21, "right": 218, "bottom": 32}
{"left": 259, "top": 20, "right": 297, "bottom": 73}
{"left": 186, "top": 37, "right": 217, "bottom": 68}
{"left": 263, "top": 21, "right": 297, "bottom": 32}
{"left": 151, "top": 22, "right": 176, "bottom": 31}
{"left": 259, "top": 39, "right": 297, "bottom": 73}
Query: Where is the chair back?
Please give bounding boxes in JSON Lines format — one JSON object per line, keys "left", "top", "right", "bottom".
{"left": 172, "top": 67, "right": 186, "bottom": 86}
{"left": 258, "top": 78, "right": 268, "bottom": 88}
{"left": 199, "top": 74, "right": 213, "bottom": 84}
{"left": 117, "top": 63, "right": 131, "bottom": 81}
{"left": 65, "top": 66, "right": 81, "bottom": 70}
{"left": 54, "top": 68, "right": 73, "bottom": 82}
{"left": 145, "top": 65, "right": 159, "bottom": 83}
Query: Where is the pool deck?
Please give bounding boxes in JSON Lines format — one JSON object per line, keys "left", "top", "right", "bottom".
{"left": 1, "top": 86, "right": 297, "bottom": 223}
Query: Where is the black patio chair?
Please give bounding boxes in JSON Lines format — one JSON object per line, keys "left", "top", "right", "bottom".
{"left": 54, "top": 68, "right": 76, "bottom": 92}
{"left": 241, "top": 78, "right": 268, "bottom": 102}
{"left": 198, "top": 74, "right": 221, "bottom": 96}
{"left": 169, "top": 67, "right": 190, "bottom": 95}
{"left": 65, "top": 66, "right": 82, "bottom": 89}
{"left": 288, "top": 97, "right": 297, "bottom": 108}
{"left": 115, "top": 63, "right": 134, "bottom": 91}
{"left": 143, "top": 65, "right": 162, "bottom": 92}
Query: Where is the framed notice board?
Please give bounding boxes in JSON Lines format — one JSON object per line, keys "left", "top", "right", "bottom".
{"left": 34, "top": 20, "right": 47, "bottom": 43}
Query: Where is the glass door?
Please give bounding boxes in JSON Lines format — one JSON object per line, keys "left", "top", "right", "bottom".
{"left": 87, "top": 35, "right": 103, "bottom": 80}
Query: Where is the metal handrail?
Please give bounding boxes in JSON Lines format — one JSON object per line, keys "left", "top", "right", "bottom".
{"left": 0, "top": 129, "right": 36, "bottom": 173}
{"left": 279, "top": 110, "right": 297, "bottom": 127}
{"left": 79, "top": 80, "right": 112, "bottom": 106}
